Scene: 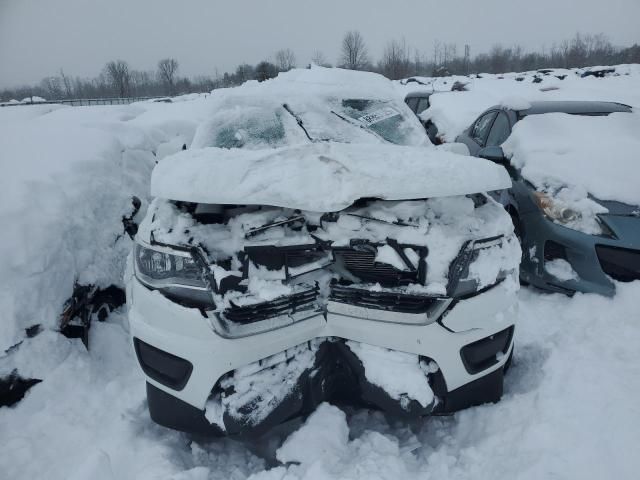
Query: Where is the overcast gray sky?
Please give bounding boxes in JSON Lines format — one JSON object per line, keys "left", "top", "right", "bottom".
{"left": 1, "top": 0, "right": 639, "bottom": 88}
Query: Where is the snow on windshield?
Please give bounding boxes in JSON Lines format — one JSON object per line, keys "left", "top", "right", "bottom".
{"left": 192, "top": 100, "right": 305, "bottom": 150}
{"left": 292, "top": 97, "right": 427, "bottom": 146}
{"left": 192, "top": 96, "right": 427, "bottom": 150}
{"left": 190, "top": 66, "right": 429, "bottom": 151}
{"left": 502, "top": 111, "right": 640, "bottom": 206}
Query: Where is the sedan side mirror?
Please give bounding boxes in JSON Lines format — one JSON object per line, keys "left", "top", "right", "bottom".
{"left": 478, "top": 146, "right": 507, "bottom": 164}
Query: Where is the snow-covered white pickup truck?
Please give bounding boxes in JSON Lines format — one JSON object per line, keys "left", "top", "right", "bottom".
{"left": 125, "top": 67, "right": 521, "bottom": 436}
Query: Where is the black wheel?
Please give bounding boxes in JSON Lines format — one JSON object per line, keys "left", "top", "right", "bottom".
{"left": 89, "top": 286, "right": 126, "bottom": 322}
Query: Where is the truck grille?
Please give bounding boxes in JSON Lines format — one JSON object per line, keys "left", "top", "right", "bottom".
{"left": 330, "top": 284, "right": 440, "bottom": 314}
{"left": 223, "top": 287, "right": 319, "bottom": 324}
{"left": 333, "top": 247, "right": 419, "bottom": 287}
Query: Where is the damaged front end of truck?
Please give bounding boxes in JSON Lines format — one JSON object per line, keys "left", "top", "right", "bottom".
{"left": 129, "top": 192, "right": 519, "bottom": 435}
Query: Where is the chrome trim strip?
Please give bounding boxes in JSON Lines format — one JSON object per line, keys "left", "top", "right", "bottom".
{"left": 207, "top": 308, "right": 323, "bottom": 339}
{"left": 327, "top": 298, "right": 453, "bottom": 325}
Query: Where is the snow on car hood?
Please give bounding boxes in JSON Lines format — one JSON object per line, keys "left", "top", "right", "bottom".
{"left": 503, "top": 111, "right": 640, "bottom": 206}
{"left": 151, "top": 142, "right": 511, "bottom": 212}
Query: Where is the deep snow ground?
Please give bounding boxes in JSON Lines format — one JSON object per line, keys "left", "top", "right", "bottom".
{"left": 1, "top": 65, "right": 639, "bottom": 479}
{"left": 1, "top": 284, "right": 639, "bottom": 480}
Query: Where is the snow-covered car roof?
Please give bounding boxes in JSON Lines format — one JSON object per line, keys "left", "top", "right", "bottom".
{"left": 517, "top": 100, "right": 631, "bottom": 117}
{"left": 503, "top": 111, "right": 640, "bottom": 205}
{"left": 152, "top": 67, "right": 511, "bottom": 211}
{"left": 401, "top": 64, "right": 640, "bottom": 142}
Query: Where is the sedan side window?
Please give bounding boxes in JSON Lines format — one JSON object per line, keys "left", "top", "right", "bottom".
{"left": 485, "top": 112, "right": 511, "bottom": 146}
{"left": 405, "top": 97, "right": 419, "bottom": 112}
{"left": 416, "top": 97, "right": 430, "bottom": 114}
{"left": 470, "top": 112, "right": 497, "bottom": 145}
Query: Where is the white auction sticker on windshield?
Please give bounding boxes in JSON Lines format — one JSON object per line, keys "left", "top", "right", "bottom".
{"left": 358, "top": 107, "right": 399, "bottom": 126}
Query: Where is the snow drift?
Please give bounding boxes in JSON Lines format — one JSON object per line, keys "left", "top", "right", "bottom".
{"left": 0, "top": 98, "right": 209, "bottom": 352}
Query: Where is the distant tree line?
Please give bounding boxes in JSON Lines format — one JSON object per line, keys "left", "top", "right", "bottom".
{"left": 373, "top": 32, "right": 640, "bottom": 80}
{"left": 2, "top": 32, "right": 639, "bottom": 102}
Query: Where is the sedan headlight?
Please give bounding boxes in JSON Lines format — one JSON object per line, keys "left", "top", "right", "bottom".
{"left": 134, "top": 243, "right": 214, "bottom": 308}
{"left": 533, "top": 191, "right": 611, "bottom": 236}
{"left": 533, "top": 192, "right": 580, "bottom": 224}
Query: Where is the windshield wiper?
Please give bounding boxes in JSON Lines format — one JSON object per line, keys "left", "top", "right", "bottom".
{"left": 283, "top": 103, "right": 314, "bottom": 142}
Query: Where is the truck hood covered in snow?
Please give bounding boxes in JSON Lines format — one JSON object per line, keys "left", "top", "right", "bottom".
{"left": 151, "top": 142, "right": 511, "bottom": 212}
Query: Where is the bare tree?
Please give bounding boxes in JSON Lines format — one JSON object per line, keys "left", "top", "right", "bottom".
{"left": 340, "top": 30, "right": 369, "bottom": 70}
{"left": 443, "top": 43, "right": 457, "bottom": 66}
{"left": 433, "top": 40, "right": 442, "bottom": 66}
{"left": 275, "top": 49, "right": 296, "bottom": 71}
{"left": 59, "top": 69, "right": 73, "bottom": 98}
{"left": 157, "top": 58, "right": 179, "bottom": 95}
{"left": 104, "top": 60, "right": 131, "bottom": 97}
{"left": 379, "top": 38, "right": 411, "bottom": 79}
{"left": 311, "top": 50, "right": 331, "bottom": 67}
{"left": 40, "top": 76, "right": 63, "bottom": 99}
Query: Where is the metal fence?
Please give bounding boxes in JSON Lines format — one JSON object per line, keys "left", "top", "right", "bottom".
{"left": 0, "top": 96, "right": 173, "bottom": 107}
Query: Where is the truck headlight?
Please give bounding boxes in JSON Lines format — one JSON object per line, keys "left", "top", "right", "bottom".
{"left": 447, "top": 236, "right": 510, "bottom": 297}
{"left": 134, "top": 243, "right": 213, "bottom": 308}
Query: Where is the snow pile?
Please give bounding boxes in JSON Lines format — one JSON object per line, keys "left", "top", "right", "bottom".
{"left": 346, "top": 342, "right": 435, "bottom": 408}
{"left": 503, "top": 111, "right": 640, "bottom": 206}
{"left": 0, "top": 98, "right": 210, "bottom": 352}
{"left": 261, "top": 403, "right": 424, "bottom": 480}
{"left": 0, "top": 316, "right": 265, "bottom": 480}
{"left": 20, "top": 96, "right": 46, "bottom": 103}
{"left": 545, "top": 259, "right": 579, "bottom": 281}
{"left": 226, "top": 66, "right": 406, "bottom": 105}
{"left": 276, "top": 403, "right": 350, "bottom": 466}
{"left": 152, "top": 142, "right": 511, "bottom": 212}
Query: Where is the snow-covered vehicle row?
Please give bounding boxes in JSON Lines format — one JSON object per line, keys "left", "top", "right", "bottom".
{"left": 126, "top": 68, "right": 521, "bottom": 435}
{"left": 400, "top": 66, "right": 640, "bottom": 296}
{"left": 457, "top": 101, "right": 640, "bottom": 296}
